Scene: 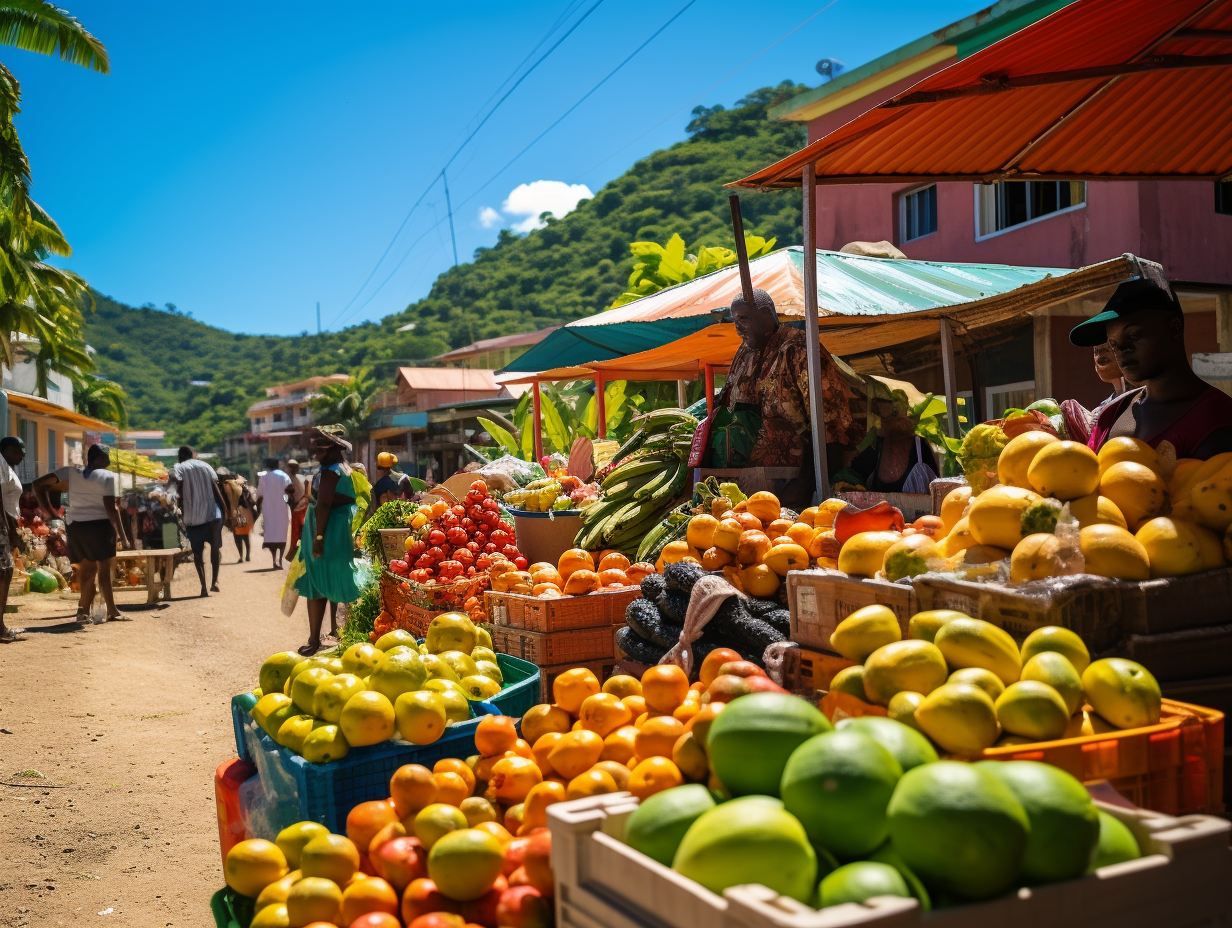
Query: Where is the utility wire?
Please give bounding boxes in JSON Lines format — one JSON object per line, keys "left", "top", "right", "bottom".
{"left": 329, "top": 0, "right": 605, "bottom": 328}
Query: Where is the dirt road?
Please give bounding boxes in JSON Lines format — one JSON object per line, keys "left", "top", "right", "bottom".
{"left": 0, "top": 554, "right": 305, "bottom": 928}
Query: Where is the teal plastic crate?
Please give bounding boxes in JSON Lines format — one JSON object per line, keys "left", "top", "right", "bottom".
{"left": 236, "top": 654, "right": 539, "bottom": 833}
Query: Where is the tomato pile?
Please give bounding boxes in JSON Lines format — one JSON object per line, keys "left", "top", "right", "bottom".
{"left": 388, "top": 479, "right": 528, "bottom": 584}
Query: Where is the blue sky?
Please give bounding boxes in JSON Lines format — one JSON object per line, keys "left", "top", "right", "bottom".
{"left": 16, "top": 0, "right": 976, "bottom": 335}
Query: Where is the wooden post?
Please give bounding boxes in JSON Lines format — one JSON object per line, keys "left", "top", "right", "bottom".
{"left": 676, "top": 380, "right": 687, "bottom": 408}
{"left": 728, "top": 195, "right": 756, "bottom": 307}
{"left": 802, "top": 163, "right": 830, "bottom": 503}
{"left": 532, "top": 381, "right": 544, "bottom": 461}
{"left": 940, "top": 319, "right": 959, "bottom": 436}
{"left": 595, "top": 376, "right": 607, "bottom": 439}
{"left": 704, "top": 365, "right": 715, "bottom": 418}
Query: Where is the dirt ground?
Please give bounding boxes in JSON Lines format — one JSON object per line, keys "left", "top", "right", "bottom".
{"left": 0, "top": 551, "right": 309, "bottom": 928}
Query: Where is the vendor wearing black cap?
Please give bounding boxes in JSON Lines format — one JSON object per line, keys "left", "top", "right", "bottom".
{"left": 1071, "top": 278, "right": 1232, "bottom": 460}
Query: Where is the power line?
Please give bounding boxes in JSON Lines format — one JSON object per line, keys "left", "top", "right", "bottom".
{"left": 328, "top": 0, "right": 605, "bottom": 328}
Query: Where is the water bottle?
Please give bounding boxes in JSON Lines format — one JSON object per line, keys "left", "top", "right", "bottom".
{"left": 92, "top": 591, "right": 106, "bottom": 624}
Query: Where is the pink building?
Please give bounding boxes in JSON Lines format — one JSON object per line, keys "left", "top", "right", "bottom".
{"left": 772, "top": 0, "right": 1232, "bottom": 417}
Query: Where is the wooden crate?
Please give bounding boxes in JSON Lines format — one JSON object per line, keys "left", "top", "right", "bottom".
{"left": 490, "top": 623, "right": 616, "bottom": 666}
{"left": 485, "top": 588, "right": 637, "bottom": 632}
{"left": 782, "top": 645, "right": 856, "bottom": 696}
{"left": 538, "top": 659, "right": 617, "bottom": 703}
{"left": 786, "top": 569, "right": 917, "bottom": 651}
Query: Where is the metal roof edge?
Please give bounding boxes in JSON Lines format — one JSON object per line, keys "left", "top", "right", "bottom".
{"left": 769, "top": 0, "right": 1069, "bottom": 122}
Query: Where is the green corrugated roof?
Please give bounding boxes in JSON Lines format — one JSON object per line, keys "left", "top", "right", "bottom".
{"left": 769, "top": 0, "right": 1073, "bottom": 121}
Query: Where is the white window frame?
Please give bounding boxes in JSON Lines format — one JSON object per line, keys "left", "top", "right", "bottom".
{"left": 986, "top": 380, "right": 1036, "bottom": 419}
{"left": 973, "top": 182, "right": 1086, "bottom": 241}
{"left": 899, "top": 183, "right": 938, "bottom": 244}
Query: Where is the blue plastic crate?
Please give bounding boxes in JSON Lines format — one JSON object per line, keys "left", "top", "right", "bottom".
{"left": 236, "top": 654, "right": 539, "bottom": 833}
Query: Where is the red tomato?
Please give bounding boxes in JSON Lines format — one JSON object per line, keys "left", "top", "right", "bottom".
{"left": 483, "top": 542, "right": 497, "bottom": 554}
{"left": 438, "top": 560, "right": 463, "bottom": 579}
{"left": 408, "top": 540, "right": 426, "bottom": 559}
{"left": 446, "top": 527, "right": 468, "bottom": 547}
{"left": 490, "top": 530, "right": 510, "bottom": 548}
{"left": 427, "top": 529, "right": 447, "bottom": 547}
{"left": 513, "top": 556, "right": 528, "bottom": 571}
{"left": 466, "top": 541, "right": 480, "bottom": 554}
{"left": 501, "top": 544, "right": 520, "bottom": 560}
{"left": 454, "top": 548, "right": 474, "bottom": 566}
{"left": 476, "top": 554, "right": 492, "bottom": 569}
{"left": 414, "top": 554, "right": 434, "bottom": 570}
{"left": 467, "top": 505, "right": 484, "bottom": 521}
{"left": 466, "top": 565, "right": 477, "bottom": 576}
{"left": 451, "top": 505, "right": 466, "bottom": 518}
{"left": 497, "top": 520, "right": 513, "bottom": 535}
{"left": 426, "top": 546, "right": 445, "bottom": 563}
{"left": 481, "top": 497, "right": 500, "bottom": 511}
{"left": 439, "top": 544, "right": 453, "bottom": 559}
{"left": 465, "top": 491, "right": 482, "bottom": 506}
{"left": 480, "top": 510, "right": 500, "bottom": 527}
{"left": 471, "top": 478, "right": 488, "bottom": 495}
{"left": 461, "top": 518, "right": 476, "bottom": 532}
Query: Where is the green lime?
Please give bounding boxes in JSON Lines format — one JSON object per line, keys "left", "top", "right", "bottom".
{"left": 818, "top": 862, "right": 910, "bottom": 908}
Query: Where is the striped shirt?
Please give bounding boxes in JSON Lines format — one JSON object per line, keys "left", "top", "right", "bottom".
{"left": 172, "top": 458, "right": 221, "bottom": 527}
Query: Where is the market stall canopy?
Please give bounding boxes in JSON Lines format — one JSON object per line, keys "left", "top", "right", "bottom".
{"left": 731, "top": 0, "right": 1232, "bottom": 189}
{"left": 506, "top": 247, "right": 1086, "bottom": 374}
{"left": 5, "top": 390, "right": 114, "bottom": 431}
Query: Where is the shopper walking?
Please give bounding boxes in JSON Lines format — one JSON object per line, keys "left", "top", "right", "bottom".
{"left": 285, "top": 459, "right": 309, "bottom": 562}
{"left": 255, "top": 457, "right": 292, "bottom": 569}
{"left": 33, "top": 444, "right": 131, "bottom": 622}
{"left": 294, "top": 427, "right": 367, "bottom": 656}
{"left": 0, "top": 437, "right": 26, "bottom": 642}
{"left": 221, "top": 473, "right": 256, "bottom": 562}
{"left": 171, "top": 446, "right": 229, "bottom": 597}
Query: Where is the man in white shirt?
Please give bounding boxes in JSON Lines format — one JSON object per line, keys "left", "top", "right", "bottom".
{"left": 254, "top": 457, "right": 292, "bottom": 569}
{"left": 0, "top": 437, "right": 26, "bottom": 642}
{"left": 171, "top": 446, "right": 230, "bottom": 597}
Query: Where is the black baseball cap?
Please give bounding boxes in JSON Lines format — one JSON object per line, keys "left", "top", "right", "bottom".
{"left": 1069, "top": 278, "right": 1182, "bottom": 347}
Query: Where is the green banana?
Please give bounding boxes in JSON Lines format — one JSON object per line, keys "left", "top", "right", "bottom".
{"left": 602, "top": 473, "right": 657, "bottom": 501}
{"left": 603, "top": 502, "right": 667, "bottom": 547}
{"left": 610, "top": 428, "right": 647, "bottom": 463}
{"left": 602, "top": 455, "right": 671, "bottom": 489}
{"left": 648, "top": 463, "right": 688, "bottom": 508}
{"left": 633, "top": 460, "right": 680, "bottom": 501}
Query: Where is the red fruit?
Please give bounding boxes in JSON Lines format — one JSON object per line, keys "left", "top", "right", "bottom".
{"left": 428, "top": 529, "right": 447, "bottom": 547}
{"left": 415, "top": 554, "right": 434, "bottom": 570}
{"left": 522, "top": 831, "right": 553, "bottom": 897}
{"left": 460, "top": 885, "right": 503, "bottom": 928}
{"left": 461, "top": 518, "right": 476, "bottom": 532}
{"left": 441, "top": 512, "right": 460, "bottom": 529}
{"left": 360, "top": 851, "right": 379, "bottom": 876}
{"left": 454, "top": 549, "right": 474, "bottom": 567}
{"left": 348, "top": 799, "right": 401, "bottom": 850}
{"left": 497, "top": 521, "right": 513, "bottom": 535}
{"left": 745, "top": 675, "right": 788, "bottom": 695}
{"left": 476, "top": 555, "right": 492, "bottom": 569}
{"left": 489, "top": 530, "right": 510, "bottom": 548}
{"left": 483, "top": 543, "right": 498, "bottom": 554}
{"left": 427, "top": 547, "right": 445, "bottom": 563}
{"left": 446, "top": 527, "right": 468, "bottom": 547}
{"left": 372, "top": 835, "right": 429, "bottom": 892}
{"left": 706, "top": 675, "right": 751, "bottom": 703}
{"left": 471, "top": 479, "right": 488, "bottom": 495}
{"left": 408, "top": 539, "right": 427, "bottom": 558}
{"left": 451, "top": 505, "right": 466, "bottom": 517}
{"left": 501, "top": 544, "right": 520, "bottom": 560}
{"left": 402, "top": 878, "right": 462, "bottom": 924}
{"left": 480, "top": 510, "right": 500, "bottom": 527}
{"left": 352, "top": 914, "right": 403, "bottom": 928}
{"left": 502, "top": 837, "right": 531, "bottom": 876}
{"left": 439, "top": 544, "right": 453, "bottom": 559}
{"left": 481, "top": 498, "right": 500, "bottom": 511}
{"left": 410, "top": 915, "right": 466, "bottom": 928}
{"left": 716, "top": 661, "right": 765, "bottom": 679}
{"left": 513, "top": 556, "right": 528, "bottom": 571}
{"left": 496, "top": 886, "right": 551, "bottom": 928}
{"left": 508, "top": 866, "right": 529, "bottom": 886}
{"left": 466, "top": 541, "right": 480, "bottom": 553}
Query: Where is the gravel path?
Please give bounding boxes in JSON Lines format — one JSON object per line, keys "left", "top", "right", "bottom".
{"left": 0, "top": 554, "right": 305, "bottom": 928}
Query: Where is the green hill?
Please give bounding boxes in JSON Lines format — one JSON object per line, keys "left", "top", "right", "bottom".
{"left": 82, "top": 81, "right": 808, "bottom": 449}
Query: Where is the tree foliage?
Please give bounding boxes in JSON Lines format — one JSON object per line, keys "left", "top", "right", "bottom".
{"left": 84, "top": 81, "right": 808, "bottom": 449}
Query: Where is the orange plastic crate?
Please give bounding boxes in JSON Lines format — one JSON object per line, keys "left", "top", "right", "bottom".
{"left": 485, "top": 587, "right": 638, "bottom": 631}
{"left": 490, "top": 623, "right": 617, "bottom": 666}
{"left": 981, "top": 698, "right": 1224, "bottom": 815}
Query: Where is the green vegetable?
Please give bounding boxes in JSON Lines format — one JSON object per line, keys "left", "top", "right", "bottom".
{"left": 1026, "top": 398, "right": 1062, "bottom": 418}
{"left": 360, "top": 500, "right": 420, "bottom": 559}
{"left": 1021, "top": 499, "right": 1062, "bottom": 536}
{"left": 339, "top": 578, "right": 382, "bottom": 650}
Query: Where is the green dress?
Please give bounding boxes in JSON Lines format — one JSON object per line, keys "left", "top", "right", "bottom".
{"left": 295, "top": 463, "right": 367, "bottom": 603}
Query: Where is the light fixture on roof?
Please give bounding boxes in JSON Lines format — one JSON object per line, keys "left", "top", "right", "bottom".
{"left": 815, "top": 58, "right": 845, "bottom": 82}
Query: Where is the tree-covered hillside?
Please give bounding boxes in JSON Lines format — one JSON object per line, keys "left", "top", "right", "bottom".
{"left": 83, "top": 82, "right": 807, "bottom": 449}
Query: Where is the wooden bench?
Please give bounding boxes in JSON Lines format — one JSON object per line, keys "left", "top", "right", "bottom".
{"left": 111, "top": 548, "right": 181, "bottom": 604}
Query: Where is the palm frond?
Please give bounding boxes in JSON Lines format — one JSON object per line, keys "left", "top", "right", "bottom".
{"left": 0, "top": 1, "right": 108, "bottom": 73}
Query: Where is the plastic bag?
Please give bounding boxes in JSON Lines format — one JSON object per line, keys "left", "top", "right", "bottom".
{"left": 478, "top": 455, "right": 545, "bottom": 487}
{"left": 280, "top": 554, "right": 305, "bottom": 617}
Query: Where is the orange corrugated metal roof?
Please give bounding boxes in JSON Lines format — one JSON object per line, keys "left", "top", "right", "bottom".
{"left": 396, "top": 367, "right": 502, "bottom": 391}
{"left": 734, "top": 0, "right": 1232, "bottom": 188}
{"left": 432, "top": 327, "right": 559, "bottom": 362}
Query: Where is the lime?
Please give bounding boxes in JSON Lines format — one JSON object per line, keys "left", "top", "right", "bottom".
{"left": 836, "top": 716, "right": 938, "bottom": 771}
{"left": 706, "top": 693, "right": 831, "bottom": 797}
{"left": 818, "top": 862, "right": 910, "bottom": 908}
{"left": 624, "top": 783, "right": 715, "bottom": 866}
{"left": 1089, "top": 809, "right": 1140, "bottom": 871}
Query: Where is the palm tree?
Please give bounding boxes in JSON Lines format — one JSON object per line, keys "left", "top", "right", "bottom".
{"left": 71, "top": 369, "right": 127, "bottom": 428}
{"left": 0, "top": 1, "right": 108, "bottom": 73}
{"left": 309, "top": 371, "right": 378, "bottom": 445}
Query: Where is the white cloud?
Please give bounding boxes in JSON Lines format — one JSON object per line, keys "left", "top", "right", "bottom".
{"left": 477, "top": 206, "right": 501, "bottom": 228}
{"left": 501, "top": 180, "right": 593, "bottom": 233}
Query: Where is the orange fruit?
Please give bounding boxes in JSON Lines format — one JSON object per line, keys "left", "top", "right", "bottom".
{"left": 598, "top": 552, "right": 631, "bottom": 573}
{"left": 553, "top": 668, "right": 601, "bottom": 714}
{"left": 557, "top": 548, "right": 595, "bottom": 582}
{"left": 563, "top": 569, "right": 600, "bottom": 595}
{"left": 672, "top": 730, "right": 709, "bottom": 782}
{"left": 341, "top": 876, "right": 400, "bottom": 925}
{"left": 529, "top": 565, "right": 563, "bottom": 587}
{"left": 577, "top": 692, "right": 633, "bottom": 737}
{"left": 735, "top": 511, "right": 763, "bottom": 533}
{"left": 593, "top": 760, "right": 632, "bottom": 790}
{"left": 600, "top": 725, "right": 638, "bottom": 764}
{"left": 473, "top": 821, "right": 513, "bottom": 845}
{"left": 597, "top": 568, "right": 629, "bottom": 587}
{"left": 300, "top": 833, "right": 360, "bottom": 884}
{"left": 367, "top": 820, "right": 407, "bottom": 859}
{"left": 519, "top": 780, "right": 567, "bottom": 833}
{"left": 786, "top": 522, "right": 815, "bottom": 548}
{"left": 740, "top": 563, "right": 780, "bottom": 597}
{"left": 673, "top": 700, "right": 701, "bottom": 724}
{"left": 347, "top": 800, "right": 401, "bottom": 853}
{"left": 602, "top": 674, "right": 642, "bottom": 698}
{"left": 532, "top": 732, "right": 564, "bottom": 774}
{"left": 489, "top": 756, "right": 543, "bottom": 804}
{"left": 390, "top": 765, "right": 438, "bottom": 818}
{"left": 699, "top": 648, "right": 742, "bottom": 688}
{"left": 622, "top": 694, "right": 647, "bottom": 718}
{"left": 625, "top": 562, "right": 656, "bottom": 583}
{"left": 225, "top": 838, "right": 289, "bottom": 897}
{"left": 628, "top": 757, "right": 684, "bottom": 800}
{"left": 521, "top": 704, "right": 572, "bottom": 744}
{"left": 509, "top": 738, "right": 535, "bottom": 761}
{"left": 286, "top": 876, "right": 343, "bottom": 926}
{"left": 764, "top": 518, "right": 793, "bottom": 540}
{"left": 504, "top": 803, "right": 525, "bottom": 835}
{"left": 567, "top": 768, "right": 619, "bottom": 800}
{"left": 634, "top": 715, "right": 686, "bottom": 760}
{"left": 433, "top": 771, "right": 471, "bottom": 807}
{"left": 641, "top": 665, "right": 689, "bottom": 713}
{"left": 547, "top": 729, "right": 604, "bottom": 779}
{"left": 527, "top": 561, "right": 555, "bottom": 576}
{"left": 474, "top": 715, "right": 519, "bottom": 758}
{"left": 433, "top": 758, "right": 476, "bottom": 795}
{"left": 684, "top": 702, "right": 725, "bottom": 744}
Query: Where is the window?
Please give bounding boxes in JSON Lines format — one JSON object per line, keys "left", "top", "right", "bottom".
{"left": 900, "top": 185, "right": 937, "bottom": 242}
{"left": 1217, "top": 182, "right": 1232, "bottom": 215}
{"left": 986, "top": 381, "right": 1036, "bottom": 419}
{"left": 976, "top": 181, "right": 1085, "bottom": 237}
{"left": 273, "top": 412, "right": 283, "bottom": 423}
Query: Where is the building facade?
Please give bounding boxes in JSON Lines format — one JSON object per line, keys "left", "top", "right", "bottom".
{"left": 772, "top": 0, "right": 1232, "bottom": 416}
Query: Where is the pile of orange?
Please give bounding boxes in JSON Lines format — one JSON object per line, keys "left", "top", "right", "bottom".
{"left": 525, "top": 548, "right": 656, "bottom": 599}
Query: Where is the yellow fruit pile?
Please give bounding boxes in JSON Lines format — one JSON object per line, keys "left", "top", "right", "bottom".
{"left": 249, "top": 614, "right": 505, "bottom": 763}
{"left": 827, "top": 606, "right": 1162, "bottom": 755}
{"left": 676, "top": 491, "right": 835, "bottom": 596}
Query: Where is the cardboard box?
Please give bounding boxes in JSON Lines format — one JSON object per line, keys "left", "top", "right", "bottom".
{"left": 1124, "top": 567, "right": 1232, "bottom": 636}
{"left": 787, "top": 569, "right": 917, "bottom": 651}
{"left": 782, "top": 645, "right": 855, "bottom": 695}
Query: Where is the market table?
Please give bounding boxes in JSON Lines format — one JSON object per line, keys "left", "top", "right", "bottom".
{"left": 112, "top": 548, "right": 180, "bottom": 604}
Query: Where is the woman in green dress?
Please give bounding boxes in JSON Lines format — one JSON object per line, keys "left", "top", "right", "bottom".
{"left": 296, "top": 427, "right": 367, "bottom": 655}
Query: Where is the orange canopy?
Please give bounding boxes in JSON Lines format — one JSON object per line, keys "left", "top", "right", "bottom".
{"left": 733, "top": 0, "right": 1232, "bottom": 188}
